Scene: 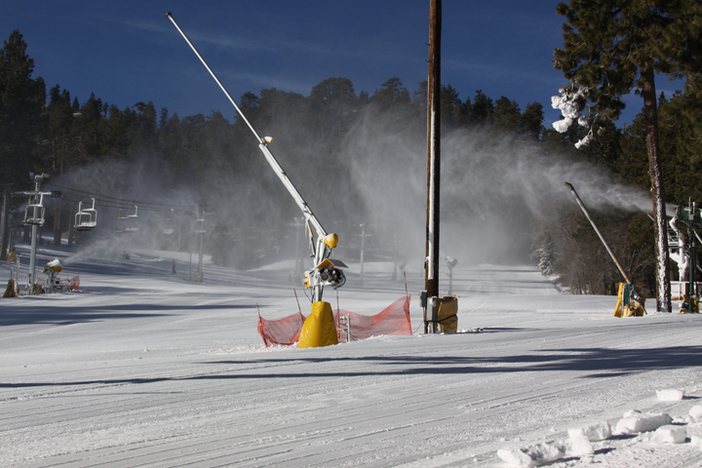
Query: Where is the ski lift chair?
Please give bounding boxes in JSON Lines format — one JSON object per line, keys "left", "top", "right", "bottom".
{"left": 161, "top": 210, "right": 176, "bottom": 235}
{"left": 194, "top": 218, "right": 206, "bottom": 234}
{"left": 117, "top": 205, "right": 139, "bottom": 233}
{"left": 24, "top": 193, "right": 46, "bottom": 226}
{"left": 74, "top": 198, "right": 98, "bottom": 231}
{"left": 163, "top": 220, "right": 175, "bottom": 235}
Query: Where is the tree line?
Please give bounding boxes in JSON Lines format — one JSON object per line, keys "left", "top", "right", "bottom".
{"left": 1, "top": 3, "right": 701, "bottom": 296}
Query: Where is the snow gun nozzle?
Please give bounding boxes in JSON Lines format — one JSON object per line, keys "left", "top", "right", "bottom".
{"left": 166, "top": 12, "right": 172, "bottom": 18}
{"left": 564, "top": 181, "right": 574, "bottom": 191}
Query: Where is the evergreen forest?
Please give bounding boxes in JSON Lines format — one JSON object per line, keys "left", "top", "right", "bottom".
{"left": 1, "top": 13, "right": 701, "bottom": 298}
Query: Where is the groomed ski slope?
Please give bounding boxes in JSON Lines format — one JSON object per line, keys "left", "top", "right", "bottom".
{"left": 1, "top": 243, "right": 702, "bottom": 468}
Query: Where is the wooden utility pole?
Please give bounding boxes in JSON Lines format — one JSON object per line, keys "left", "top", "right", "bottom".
{"left": 424, "top": 0, "right": 441, "bottom": 333}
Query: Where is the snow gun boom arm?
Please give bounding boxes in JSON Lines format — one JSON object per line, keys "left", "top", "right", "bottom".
{"left": 167, "top": 12, "right": 344, "bottom": 301}
{"left": 564, "top": 182, "right": 633, "bottom": 286}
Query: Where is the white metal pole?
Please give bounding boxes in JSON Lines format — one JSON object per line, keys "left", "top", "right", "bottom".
{"left": 27, "top": 176, "right": 43, "bottom": 293}
{"left": 167, "top": 12, "right": 327, "bottom": 240}
{"left": 168, "top": 12, "right": 344, "bottom": 303}
{"left": 359, "top": 223, "right": 366, "bottom": 281}
{"left": 198, "top": 230, "right": 204, "bottom": 283}
{"left": 28, "top": 223, "right": 37, "bottom": 292}
{"left": 565, "top": 182, "right": 631, "bottom": 285}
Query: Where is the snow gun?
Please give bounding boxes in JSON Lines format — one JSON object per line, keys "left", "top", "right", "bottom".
{"left": 564, "top": 182, "right": 646, "bottom": 317}
{"left": 167, "top": 13, "right": 345, "bottom": 346}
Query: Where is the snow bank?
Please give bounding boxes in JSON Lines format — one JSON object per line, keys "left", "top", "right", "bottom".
{"left": 657, "top": 388, "right": 685, "bottom": 401}
{"left": 614, "top": 410, "right": 673, "bottom": 435}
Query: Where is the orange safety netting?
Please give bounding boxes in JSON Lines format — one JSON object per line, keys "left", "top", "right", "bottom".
{"left": 256, "top": 296, "right": 412, "bottom": 347}
{"left": 257, "top": 310, "right": 306, "bottom": 347}
{"left": 335, "top": 296, "right": 412, "bottom": 340}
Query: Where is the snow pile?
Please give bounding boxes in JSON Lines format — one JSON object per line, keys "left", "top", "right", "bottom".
{"left": 567, "top": 431, "right": 595, "bottom": 457}
{"left": 689, "top": 405, "right": 702, "bottom": 421}
{"left": 568, "top": 421, "right": 612, "bottom": 441}
{"left": 688, "top": 406, "right": 702, "bottom": 447}
{"left": 498, "top": 396, "right": 700, "bottom": 466}
{"left": 497, "top": 431, "right": 597, "bottom": 467}
{"left": 497, "top": 440, "right": 567, "bottom": 468}
{"left": 651, "top": 425, "right": 687, "bottom": 445}
{"left": 657, "top": 388, "right": 685, "bottom": 401}
{"left": 614, "top": 410, "right": 673, "bottom": 435}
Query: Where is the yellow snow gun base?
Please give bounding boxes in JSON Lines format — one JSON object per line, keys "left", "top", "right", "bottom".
{"left": 614, "top": 282, "right": 646, "bottom": 317}
{"left": 298, "top": 301, "right": 339, "bottom": 348}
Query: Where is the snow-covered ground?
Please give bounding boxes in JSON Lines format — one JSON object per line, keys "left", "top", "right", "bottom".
{"left": 2, "top": 243, "right": 702, "bottom": 468}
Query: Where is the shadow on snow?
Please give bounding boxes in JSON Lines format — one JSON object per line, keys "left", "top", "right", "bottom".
{"left": 3, "top": 345, "right": 701, "bottom": 389}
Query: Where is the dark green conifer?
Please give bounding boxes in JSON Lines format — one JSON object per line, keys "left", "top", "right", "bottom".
{"left": 553, "top": 0, "right": 702, "bottom": 312}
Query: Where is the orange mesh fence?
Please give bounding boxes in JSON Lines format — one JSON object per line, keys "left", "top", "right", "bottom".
{"left": 257, "top": 311, "right": 306, "bottom": 347}
{"left": 335, "top": 296, "right": 412, "bottom": 340}
{"left": 256, "top": 296, "right": 412, "bottom": 347}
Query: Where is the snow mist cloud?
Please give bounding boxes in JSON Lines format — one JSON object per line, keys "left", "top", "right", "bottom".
{"left": 47, "top": 109, "right": 654, "bottom": 269}
{"left": 340, "top": 109, "right": 652, "bottom": 265}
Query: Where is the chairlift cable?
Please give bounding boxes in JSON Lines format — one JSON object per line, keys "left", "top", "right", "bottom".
{"left": 47, "top": 183, "right": 194, "bottom": 211}
{"left": 47, "top": 193, "right": 184, "bottom": 214}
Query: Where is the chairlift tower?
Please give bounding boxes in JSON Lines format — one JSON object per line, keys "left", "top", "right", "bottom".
{"left": 193, "top": 207, "right": 208, "bottom": 283}
{"left": 14, "top": 173, "right": 61, "bottom": 292}
{"left": 673, "top": 201, "right": 702, "bottom": 311}
{"left": 358, "top": 223, "right": 371, "bottom": 284}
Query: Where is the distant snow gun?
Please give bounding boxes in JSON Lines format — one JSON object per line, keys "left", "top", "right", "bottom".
{"left": 41, "top": 258, "right": 79, "bottom": 294}
{"left": 3, "top": 252, "right": 20, "bottom": 298}
{"left": 564, "top": 182, "right": 646, "bottom": 317}
{"left": 168, "top": 13, "right": 344, "bottom": 346}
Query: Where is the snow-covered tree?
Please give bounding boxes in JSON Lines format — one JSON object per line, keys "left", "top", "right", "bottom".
{"left": 552, "top": 0, "right": 702, "bottom": 312}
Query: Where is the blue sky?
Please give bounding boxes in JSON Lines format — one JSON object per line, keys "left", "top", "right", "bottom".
{"left": 2, "top": 1, "right": 662, "bottom": 127}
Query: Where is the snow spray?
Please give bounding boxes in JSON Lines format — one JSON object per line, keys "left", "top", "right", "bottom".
{"left": 339, "top": 109, "right": 654, "bottom": 264}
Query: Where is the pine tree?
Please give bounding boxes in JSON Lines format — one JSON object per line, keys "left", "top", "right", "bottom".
{"left": 469, "top": 90, "right": 494, "bottom": 126}
{"left": 553, "top": 0, "right": 702, "bottom": 312}
{"left": 45, "top": 85, "right": 75, "bottom": 172}
{"left": 493, "top": 97, "right": 521, "bottom": 133}
{"left": 521, "top": 102, "right": 544, "bottom": 140}
{"left": 74, "top": 93, "right": 105, "bottom": 160}
{"left": 0, "top": 30, "right": 46, "bottom": 186}
{"left": 370, "top": 77, "right": 410, "bottom": 110}
{"left": 439, "top": 84, "right": 462, "bottom": 129}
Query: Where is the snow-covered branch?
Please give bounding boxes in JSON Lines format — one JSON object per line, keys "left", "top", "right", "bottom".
{"left": 551, "top": 85, "right": 594, "bottom": 149}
